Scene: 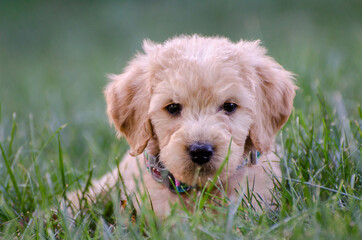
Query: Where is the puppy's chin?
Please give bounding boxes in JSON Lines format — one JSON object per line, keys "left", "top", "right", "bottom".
{"left": 161, "top": 150, "right": 242, "bottom": 187}
{"left": 171, "top": 161, "right": 219, "bottom": 186}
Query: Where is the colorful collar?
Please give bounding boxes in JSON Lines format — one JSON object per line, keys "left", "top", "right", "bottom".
{"left": 144, "top": 150, "right": 260, "bottom": 194}
{"left": 236, "top": 150, "right": 260, "bottom": 170}
{"left": 144, "top": 152, "right": 191, "bottom": 193}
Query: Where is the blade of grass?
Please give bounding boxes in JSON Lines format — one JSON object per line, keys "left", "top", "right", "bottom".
{"left": 225, "top": 183, "right": 244, "bottom": 238}
{"left": 33, "top": 123, "right": 67, "bottom": 200}
{"left": 116, "top": 158, "right": 133, "bottom": 209}
{"left": 20, "top": 174, "right": 30, "bottom": 212}
{"left": 284, "top": 178, "right": 361, "bottom": 200}
{"left": 198, "top": 138, "right": 232, "bottom": 210}
{"left": 79, "top": 150, "right": 94, "bottom": 202}
{"left": 0, "top": 182, "right": 14, "bottom": 204}
{"left": 8, "top": 113, "right": 17, "bottom": 158}
{"left": 4, "top": 146, "right": 22, "bottom": 191}
{"left": 0, "top": 142, "right": 21, "bottom": 203}
{"left": 58, "top": 134, "right": 66, "bottom": 198}
{"left": 20, "top": 217, "right": 34, "bottom": 240}
{"left": 168, "top": 177, "right": 191, "bottom": 216}
{"left": 80, "top": 168, "right": 93, "bottom": 209}
{"left": 35, "top": 124, "right": 68, "bottom": 164}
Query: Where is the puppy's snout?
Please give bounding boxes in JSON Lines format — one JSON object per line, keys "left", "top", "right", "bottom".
{"left": 189, "top": 143, "right": 214, "bottom": 165}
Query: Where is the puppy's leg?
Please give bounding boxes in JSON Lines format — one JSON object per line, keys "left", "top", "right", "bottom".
{"left": 228, "top": 152, "right": 281, "bottom": 210}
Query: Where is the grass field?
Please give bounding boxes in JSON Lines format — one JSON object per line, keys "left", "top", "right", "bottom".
{"left": 0, "top": 0, "right": 361, "bottom": 239}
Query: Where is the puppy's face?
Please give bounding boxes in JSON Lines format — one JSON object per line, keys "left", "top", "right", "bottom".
{"left": 105, "top": 35, "right": 296, "bottom": 185}
{"left": 148, "top": 56, "right": 254, "bottom": 184}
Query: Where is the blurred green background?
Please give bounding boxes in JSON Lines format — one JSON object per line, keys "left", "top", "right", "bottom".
{"left": 1, "top": 0, "right": 361, "bottom": 175}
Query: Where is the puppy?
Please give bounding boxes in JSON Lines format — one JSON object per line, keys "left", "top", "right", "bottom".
{"left": 70, "top": 35, "right": 296, "bottom": 217}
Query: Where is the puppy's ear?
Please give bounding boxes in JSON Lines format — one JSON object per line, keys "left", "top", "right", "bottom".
{"left": 239, "top": 40, "right": 297, "bottom": 153}
{"left": 104, "top": 55, "right": 152, "bottom": 156}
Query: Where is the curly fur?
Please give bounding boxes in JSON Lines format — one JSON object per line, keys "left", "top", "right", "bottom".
{"left": 70, "top": 35, "right": 296, "bottom": 216}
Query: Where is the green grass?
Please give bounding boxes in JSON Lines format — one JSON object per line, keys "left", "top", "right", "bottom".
{"left": 0, "top": 0, "right": 361, "bottom": 239}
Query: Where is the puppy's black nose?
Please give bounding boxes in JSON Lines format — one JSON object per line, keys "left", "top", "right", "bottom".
{"left": 189, "top": 143, "right": 213, "bottom": 165}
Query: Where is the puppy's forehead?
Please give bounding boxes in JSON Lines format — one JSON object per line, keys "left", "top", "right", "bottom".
{"left": 147, "top": 37, "right": 254, "bottom": 112}
{"left": 149, "top": 63, "right": 252, "bottom": 115}
{"left": 156, "top": 63, "right": 239, "bottom": 95}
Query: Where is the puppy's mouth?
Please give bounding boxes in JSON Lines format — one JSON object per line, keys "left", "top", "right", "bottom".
{"left": 173, "top": 158, "right": 221, "bottom": 186}
{"left": 156, "top": 141, "right": 231, "bottom": 187}
{"left": 187, "top": 161, "right": 217, "bottom": 176}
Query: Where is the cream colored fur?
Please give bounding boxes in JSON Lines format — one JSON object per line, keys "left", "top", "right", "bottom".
{"left": 69, "top": 35, "right": 296, "bottom": 217}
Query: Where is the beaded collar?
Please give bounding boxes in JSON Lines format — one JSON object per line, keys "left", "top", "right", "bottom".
{"left": 144, "top": 152, "right": 191, "bottom": 193}
{"left": 144, "top": 150, "right": 260, "bottom": 194}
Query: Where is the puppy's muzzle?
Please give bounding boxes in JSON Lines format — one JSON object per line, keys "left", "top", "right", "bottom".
{"left": 189, "top": 142, "right": 214, "bottom": 165}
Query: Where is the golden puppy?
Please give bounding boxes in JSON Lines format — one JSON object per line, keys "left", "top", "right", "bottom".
{"left": 71, "top": 35, "right": 296, "bottom": 217}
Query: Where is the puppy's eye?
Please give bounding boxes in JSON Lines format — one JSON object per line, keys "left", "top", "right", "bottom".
{"left": 222, "top": 102, "right": 237, "bottom": 114}
{"left": 165, "top": 103, "right": 182, "bottom": 115}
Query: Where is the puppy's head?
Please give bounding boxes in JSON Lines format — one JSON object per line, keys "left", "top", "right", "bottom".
{"left": 104, "top": 35, "right": 296, "bottom": 185}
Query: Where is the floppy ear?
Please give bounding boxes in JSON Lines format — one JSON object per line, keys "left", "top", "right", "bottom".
{"left": 239, "top": 40, "right": 297, "bottom": 153}
{"left": 104, "top": 55, "right": 152, "bottom": 156}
